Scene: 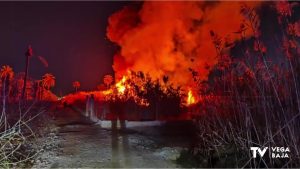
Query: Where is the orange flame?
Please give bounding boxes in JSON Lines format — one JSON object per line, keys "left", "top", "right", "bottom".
{"left": 102, "top": 89, "right": 113, "bottom": 95}
{"left": 187, "top": 89, "right": 196, "bottom": 105}
{"left": 101, "top": 73, "right": 150, "bottom": 107}
{"left": 115, "top": 75, "right": 127, "bottom": 94}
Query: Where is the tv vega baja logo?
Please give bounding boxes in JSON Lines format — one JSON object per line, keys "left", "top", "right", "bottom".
{"left": 250, "top": 147, "right": 290, "bottom": 158}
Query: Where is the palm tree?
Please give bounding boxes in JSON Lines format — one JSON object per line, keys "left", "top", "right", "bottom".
{"left": 72, "top": 81, "right": 80, "bottom": 93}
{"left": 42, "top": 73, "right": 55, "bottom": 90}
{"left": 0, "top": 65, "right": 14, "bottom": 96}
{"left": 21, "top": 46, "right": 48, "bottom": 100}
{"left": 0, "top": 65, "right": 14, "bottom": 131}
{"left": 103, "top": 74, "right": 113, "bottom": 89}
{"left": 22, "top": 45, "right": 33, "bottom": 99}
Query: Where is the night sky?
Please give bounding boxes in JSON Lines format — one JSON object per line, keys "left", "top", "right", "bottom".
{"left": 0, "top": 2, "right": 128, "bottom": 96}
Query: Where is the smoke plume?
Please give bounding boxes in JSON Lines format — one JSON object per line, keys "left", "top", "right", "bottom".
{"left": 107, "top": 1, "right": 261, "bottom": 87}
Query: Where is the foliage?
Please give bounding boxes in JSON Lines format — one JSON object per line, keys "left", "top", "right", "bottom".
{"left": 188, "top": 2, "right": 300, "bottom": 168}
{"left": 42, "top": 73, "right": 55, "bottom": 90}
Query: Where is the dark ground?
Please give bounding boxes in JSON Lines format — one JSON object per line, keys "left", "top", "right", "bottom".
{"left": 32, "top": 105, "right": 196, "bottom": 168}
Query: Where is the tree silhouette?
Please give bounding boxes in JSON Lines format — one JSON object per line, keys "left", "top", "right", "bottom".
{"left": 42, "top": 73, "right": 55, "bottom": 90}
{"left": 1, "top": 65, "right": 14, "bottom": 98}
{"left": 0, "top": 65, "right": 14, "bottom": 131}
{"left": 72, "top": 81, "right": 80, "bottom": 93}
{"left": 21, "top": 46, "right": 33, "bottom": 99}
{"left": 21, "top": 46, "right": 48, "bottom": 100}
{"left": 103, "top": 74, "right": 113, "bottom": 89}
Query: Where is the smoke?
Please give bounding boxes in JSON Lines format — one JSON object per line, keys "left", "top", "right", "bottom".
{"left": 107, "top": 1, "right": 261, "bottom": 87}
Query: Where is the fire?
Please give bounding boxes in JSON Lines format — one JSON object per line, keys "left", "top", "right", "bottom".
{"left": 115, "top": 75, "right": 127, "bottom": 94}
{"left": 187, "top": 89, "right": 196, "bottom": 105}
{"left": 102, "top": 74, "right": 129, "bottom": 96}
{"left": 102, "top": 89, "right": 113, "bottom": 95}
{"left": 102, "top": 72, "right": 197, "bottom": 107}
{"left": 101, "top": 73, "right": 150, "bottom": 107}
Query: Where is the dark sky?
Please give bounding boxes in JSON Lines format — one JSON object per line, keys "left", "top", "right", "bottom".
{"left": 0, "top": 2, "right": 128, "bottom": 96}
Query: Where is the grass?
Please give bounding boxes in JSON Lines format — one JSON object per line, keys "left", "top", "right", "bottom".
{"left": 0, "top": 101, "right": 49, "bottom": 168}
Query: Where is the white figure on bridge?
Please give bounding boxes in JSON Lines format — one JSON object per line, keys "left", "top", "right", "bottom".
{"left": 86, "top": 94, "right": 98, "bottom": 123}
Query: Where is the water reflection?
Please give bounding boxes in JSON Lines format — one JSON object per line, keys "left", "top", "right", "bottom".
{"left": 111, "top": 120, "right": 131, "bottom": 168}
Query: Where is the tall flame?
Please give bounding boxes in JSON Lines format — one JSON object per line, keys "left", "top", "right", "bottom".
{"left": 187, "top": 89, "right": 196, "bottom": 105}
{"left": 115, "top": 75, "right": 127, "bottom": 94}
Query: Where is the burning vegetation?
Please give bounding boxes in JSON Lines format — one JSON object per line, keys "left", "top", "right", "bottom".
{"left": 100, "top": 1, "right": 263, "bottom": 112}
{"left": 186, "top": 89, "right": 196, "bottom": 105}
{"left": 2, "top": 1, "right": 300, "bottom": 168}
{"left": 103, "top": 1, "right": 300, "bottom": 167}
